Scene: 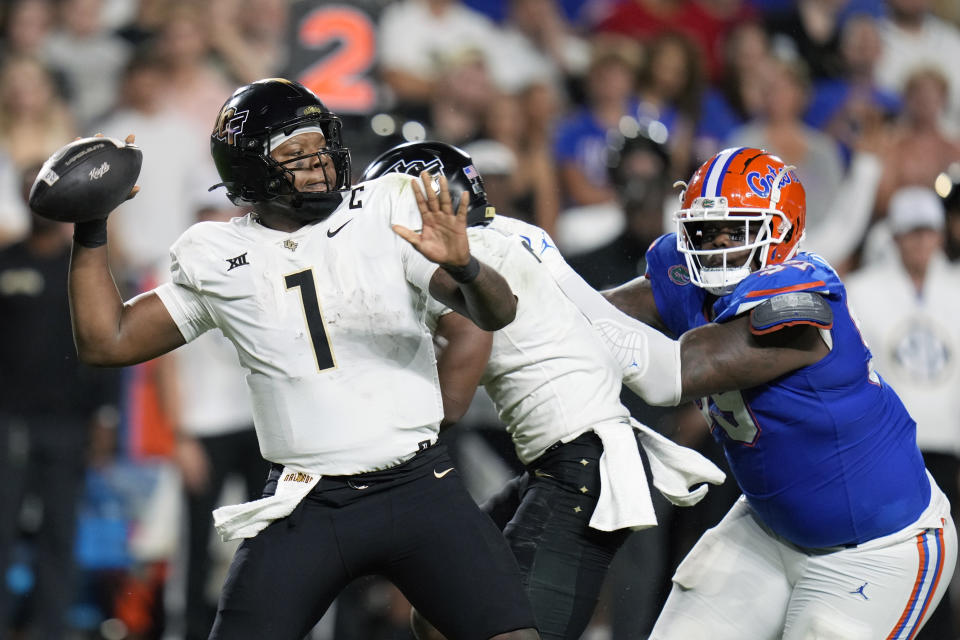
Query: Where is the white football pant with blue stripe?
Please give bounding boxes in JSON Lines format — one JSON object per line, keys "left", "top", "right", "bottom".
{"left": 650, "top": 473, "right": 956, "bottom": 640}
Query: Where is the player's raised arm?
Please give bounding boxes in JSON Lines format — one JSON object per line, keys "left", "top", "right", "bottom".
{"left": 677, "top": 309, "right": 829, "bottom": 402}
{"left": 69, "top": 239, "right": 185, "bottom": 367}
{"left": 394, "top": 171, "right": 516, "bottom": 331}
{"left": 35, "top": 134, "right": 187, "bottom": 366}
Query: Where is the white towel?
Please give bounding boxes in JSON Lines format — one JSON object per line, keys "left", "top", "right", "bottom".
{"left": 589, "top": 420, "right": 727, "bottom": 532}
{"left": 632, "top": 418, "right": 727, "bottom": 507}
{"left": 213, "top": 467, "right": 321, "bottom": 541}
{"left": 590, "top": 421, "right": 658, "bottom": 531}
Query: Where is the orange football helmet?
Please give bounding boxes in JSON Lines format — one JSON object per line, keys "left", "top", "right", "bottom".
{"left": 673, "top": 147, "right": 806, "bottom": 295}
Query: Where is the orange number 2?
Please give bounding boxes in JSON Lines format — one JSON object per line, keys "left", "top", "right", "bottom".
{"left": 297, "top": 6, "right": 377, "bottom": 114}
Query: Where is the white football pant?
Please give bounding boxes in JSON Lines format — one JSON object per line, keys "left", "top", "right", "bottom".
{"left": 651, "top": 475, "right": 956, "bottom": 640}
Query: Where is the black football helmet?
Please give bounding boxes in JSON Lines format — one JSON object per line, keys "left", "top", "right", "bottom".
{"left": 210, "top": 78, "right": 351, "bottom": 222}
{"left": 361, "top": 141, "right": 495, "bottom": 227}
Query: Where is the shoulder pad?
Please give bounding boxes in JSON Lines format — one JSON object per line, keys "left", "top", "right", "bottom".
{"left": 749, "top": 291, "right": 833, "bottom": 335}
{"left": 714, "top": 254, "right": 843, "bottom": 323}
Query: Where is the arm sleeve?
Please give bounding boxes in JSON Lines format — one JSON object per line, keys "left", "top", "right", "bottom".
{"left": 539, "top": 229, "right": 682, "bottom": 406}
{"left": 152, "top": 242, "right": 216, "bottom": 343}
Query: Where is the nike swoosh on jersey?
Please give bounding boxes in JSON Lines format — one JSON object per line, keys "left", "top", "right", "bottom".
{"left": 327, "top": 219, "right": 353, "bottom": 238}
{"left": 433, "top": 467, "right": 454, "bottom": 479}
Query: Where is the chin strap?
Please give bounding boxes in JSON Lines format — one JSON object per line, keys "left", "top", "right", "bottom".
{"left": 255, "top": 191, "right": 344, "bottom": 223}
{"left": 767, "top": 164, "right": 796, "bottom": 208}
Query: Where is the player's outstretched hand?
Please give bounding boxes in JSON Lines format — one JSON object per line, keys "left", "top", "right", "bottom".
{"left": 393, "top": 171, "right": 471, "bottom": 267}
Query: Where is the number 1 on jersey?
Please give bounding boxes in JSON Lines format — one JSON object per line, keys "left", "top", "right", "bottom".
{"left": 285, "top": 269, "right": 336, "bottom": 371}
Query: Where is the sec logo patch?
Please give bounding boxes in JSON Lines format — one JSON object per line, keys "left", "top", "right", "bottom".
{"left": 668, "top": 264, "right": 690, "bottom": 286}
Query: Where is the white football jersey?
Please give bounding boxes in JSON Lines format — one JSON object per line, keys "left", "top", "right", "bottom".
{"left": 442, "top": 216, "right": 629, "bottom": 464}
{"left": 155, "top": 174, "right": 447, "bottom": 474}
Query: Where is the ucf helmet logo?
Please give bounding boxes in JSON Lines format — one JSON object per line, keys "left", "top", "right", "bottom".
{"left": 214, "top": 107, "right": 250, "bottom": 146}
{"left": 385, "top": 158, "right": 445, "bottom": 179}
{"left": 385, "top": 158, "right": 445, "bottom": 193}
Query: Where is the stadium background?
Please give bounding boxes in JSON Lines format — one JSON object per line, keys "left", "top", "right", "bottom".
{"left": 0, "top": 0, "right": 959, "bottom": 638}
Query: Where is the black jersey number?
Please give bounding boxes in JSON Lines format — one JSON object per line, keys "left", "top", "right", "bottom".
{"left": 285, "top": 269, "right": 335, "bottom": 371}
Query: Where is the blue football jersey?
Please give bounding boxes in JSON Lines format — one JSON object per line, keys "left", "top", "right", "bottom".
{"left": 645, "top": 233, "right": 930, "bottom": 548}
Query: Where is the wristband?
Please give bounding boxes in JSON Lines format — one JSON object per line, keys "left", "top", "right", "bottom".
{"left": 442, "top": 255, "right": 480, "bottom": 284}
{"left": 74, "top": 218, "right": 108, "bottom": 248}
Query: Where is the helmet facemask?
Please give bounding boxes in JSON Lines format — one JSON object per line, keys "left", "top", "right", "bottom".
{"left": 223, "top": 115, "right": 352, "bottom": 223}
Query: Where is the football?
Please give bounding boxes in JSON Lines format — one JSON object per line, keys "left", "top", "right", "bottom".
{"left": 28, "top": 136, "right": 143, "bottom": 222}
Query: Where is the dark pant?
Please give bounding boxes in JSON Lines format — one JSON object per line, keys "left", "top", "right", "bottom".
{"left": 184, "top": 427, "right": 268, "bottom": 640}
{"left": 209, "top": 443, "right": 536, "bottom": 640}
{"left": 482, "top": 432, "right": 632, "bottom": 640}
{"left": 0, "top": 415, "right": 87, "bottom": 640}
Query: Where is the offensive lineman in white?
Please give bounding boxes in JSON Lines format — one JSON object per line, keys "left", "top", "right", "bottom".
{"left": 362, "top": 141, "right": 725, "bottom": 640}
{"left": 64, "top": 79, "right": 541, "bottom": 640}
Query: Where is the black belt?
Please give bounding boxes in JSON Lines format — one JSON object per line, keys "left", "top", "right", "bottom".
{"left": 265, "top": 439, "right": 440, "bottom": 493}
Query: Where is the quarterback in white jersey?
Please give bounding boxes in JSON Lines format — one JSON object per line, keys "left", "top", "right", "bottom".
{"left": 63, "top": 79, "right": 540, "bottom": 640}
{"left": 156, "top": 172, "right": 453, "bottom": 474}
{"left": 363, "top": 141, "right": 724, "bottom": 640}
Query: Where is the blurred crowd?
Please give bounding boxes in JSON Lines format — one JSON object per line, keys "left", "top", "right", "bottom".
{"left": 0, "top": 0, "right": 959, "bottom": 639}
